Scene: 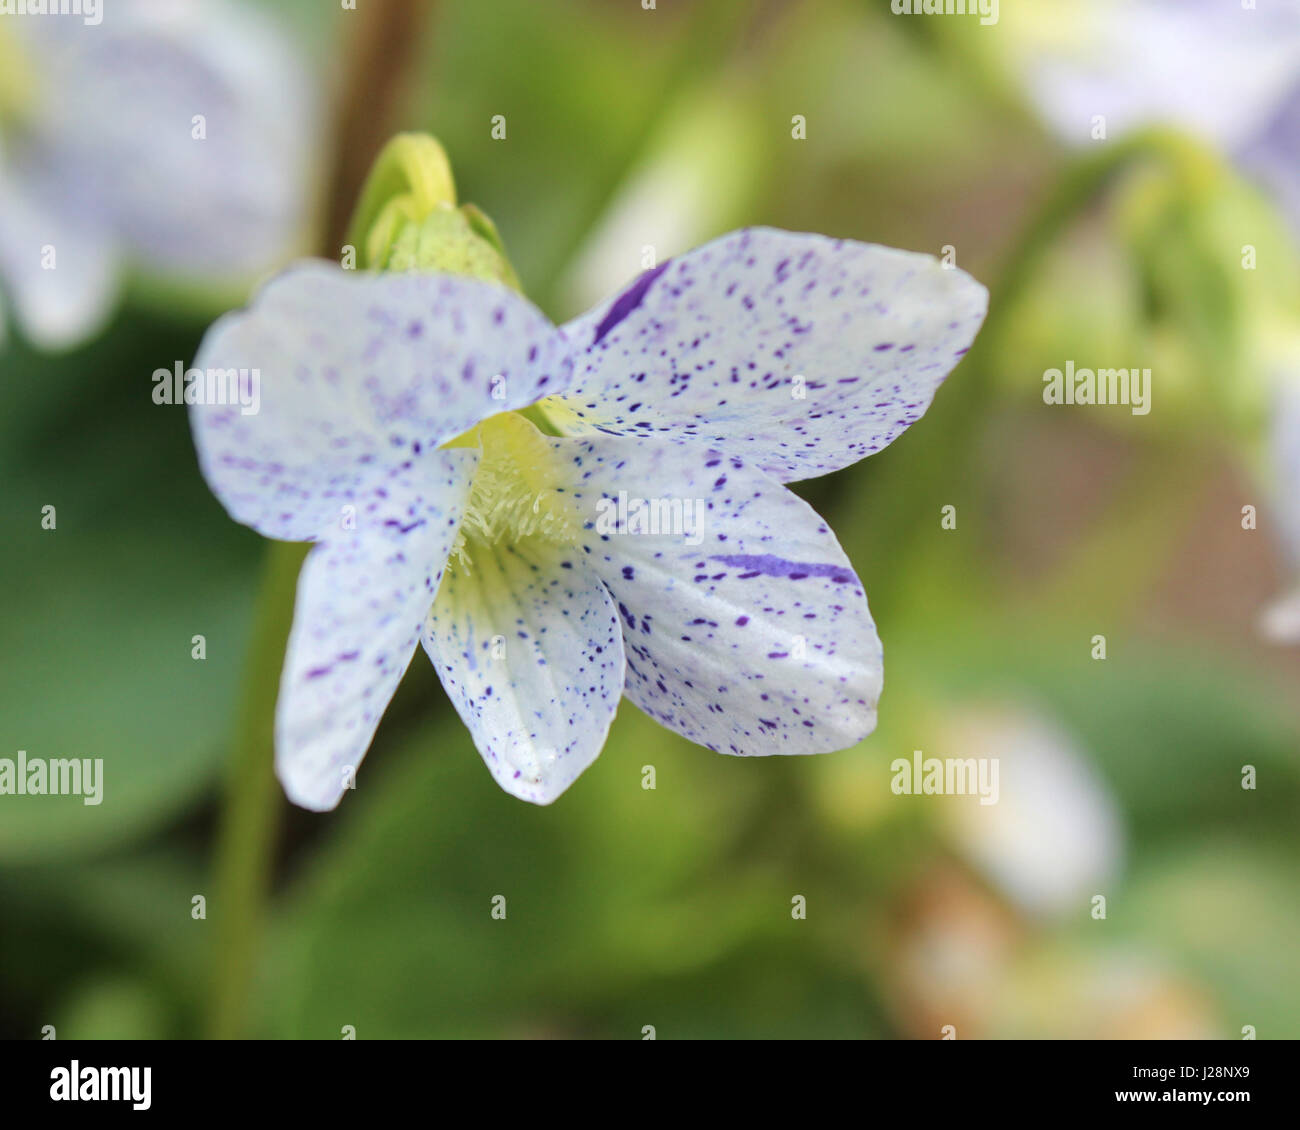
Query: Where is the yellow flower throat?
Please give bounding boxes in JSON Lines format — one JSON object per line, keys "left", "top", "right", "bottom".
{"left": 442, "top": 407, "right": 579, "bottom": 574}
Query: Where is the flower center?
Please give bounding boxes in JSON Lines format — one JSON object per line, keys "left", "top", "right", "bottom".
{"left": 442, "top": 409, "right": 577, "bottom": 574}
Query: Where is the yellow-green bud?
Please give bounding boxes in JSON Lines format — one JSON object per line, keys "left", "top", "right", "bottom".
{"left": 346, "top": 133, "right": 520, "bottom": 288}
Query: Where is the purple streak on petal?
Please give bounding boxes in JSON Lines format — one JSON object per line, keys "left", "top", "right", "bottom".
{"left": 591, "top": 261, "right": 671, "bottom": 346}
{"left": 709, "top": 554, "right": 856, "bottom": 584}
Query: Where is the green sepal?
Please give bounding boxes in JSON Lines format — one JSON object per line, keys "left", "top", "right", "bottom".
{"left": 382, "top": 208, "right": 521, "bottom": 289}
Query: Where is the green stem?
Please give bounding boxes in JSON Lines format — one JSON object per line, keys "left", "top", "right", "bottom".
{"left": 207, "top": 540, "right": 307, "bottom": 1039}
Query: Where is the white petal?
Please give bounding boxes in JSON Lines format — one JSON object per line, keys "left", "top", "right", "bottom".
{"left": 424, "top": 541, "right": 625, "bottom": 804}
{"left": 190, "top": 261, "right": 570, "bottom": 541}
{"left": 14, "top": 0, "right": 318, "bottom": 279}
{"left": 0, "top": 162, "right": 118, "bottom": 349}
{"left": 554, "top": 227, "right": 986, "bottom": 483}
{"left": 276, "top": 450, "right": 478, "bottom": 811}
{"left": 555, "top": 432, "right": 882, "bottom": 755}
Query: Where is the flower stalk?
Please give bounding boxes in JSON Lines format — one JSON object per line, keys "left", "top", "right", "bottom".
{"left": 206, "top": 540, "right": 307, "bottom": 1040}
{"left": 206, "top": 5, "right": 441, "bottom": 1041}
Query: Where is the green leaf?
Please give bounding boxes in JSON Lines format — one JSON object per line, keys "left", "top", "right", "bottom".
{"left": 0, "top": 316, "right": 262, "bottom": 861}
{"left": 263, "top": 700, "right": 824, "bottom": 1038}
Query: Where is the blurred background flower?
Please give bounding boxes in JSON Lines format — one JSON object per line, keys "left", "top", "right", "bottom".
{"left": 0, "top": 0, "right": 318, "bottom": 348}
{"left": 938, "top": 703, "right": 1123, "bottom": 921}
{"left": 1, "top": 0, "right": 1298, "bottom": 1040}
{"left": 994, "top": 0, "right": 1300, "bottom": 636}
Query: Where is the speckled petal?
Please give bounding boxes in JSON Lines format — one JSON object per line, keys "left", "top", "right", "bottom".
{"left": 276, "top": 449, "right": 478, "bottom": 811}
{"left": 423, "top": 541, "right": 625, "bottom": 804}
{"left": 557, "top": 432, "right": 883, "bottom": 755}
{"left": 554, "top": 227, "right": 987, "bottom": 483}
{"left": 191, "top": 260, "right": 570, "bottom": 542}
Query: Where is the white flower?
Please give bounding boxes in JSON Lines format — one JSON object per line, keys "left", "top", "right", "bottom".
{"left": 940, "top": 705, "right": 1123, "bottom": 920}
{"left": 0, "top": 0, "right": 316, "bottom": 349}
{"left": 1010, "top": 0, "right": 1300, "bottom": 201}
{"left": 190, "top": 228, "right": 987, "bottom": 808}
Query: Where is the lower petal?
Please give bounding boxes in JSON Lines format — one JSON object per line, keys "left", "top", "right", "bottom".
{"left": 276, "top": 449, "right": 477, "bottom": 810}
{"left": 556, "top": 433, "right": 883, "bottom": 756}
{"left": 423, "top": 538, "right": 625, "bottom": 804}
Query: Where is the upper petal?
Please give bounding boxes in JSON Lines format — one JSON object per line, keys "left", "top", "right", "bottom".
{"left": 190, "top": 261, "right": 570, "bottom": 541}
{"left": 555, "top": 432, "right": 883, "bottom": 755}
{"left": 277, "top": 449, "right": 478, "bottom": 811}
{"left": 554, "top": 227, "right": 987, "bottom": 483}
{"left": 423, "top": 539, "right": 625, "bottom": 804}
